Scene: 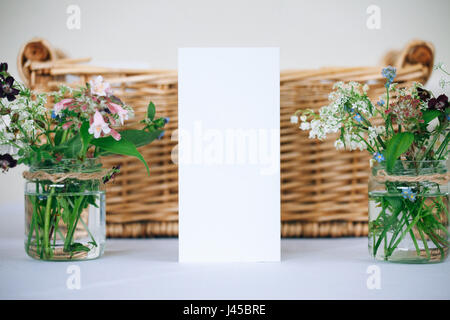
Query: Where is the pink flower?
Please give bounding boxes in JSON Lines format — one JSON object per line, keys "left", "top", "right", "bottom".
{"left": 53, "top": 99, "right": 73, "bottom": 115}
{"left": 62, "top": 121, "right": 73, "bottom": 130}
{"left": 110, "top": 129, "right": 121, "bottom": 141}
{"left": 88, "top": 111, "right": 111, "bottom": 138}
{"left": 108, "top": 103, "right": 129, "bottom": 125}
{"left": 89, "top": 76, "right": 112, "bottom": 97}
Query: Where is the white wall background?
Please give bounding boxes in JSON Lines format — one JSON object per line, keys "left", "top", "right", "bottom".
{"left": 0, "top": 0, "right": 449, "bottom": 206}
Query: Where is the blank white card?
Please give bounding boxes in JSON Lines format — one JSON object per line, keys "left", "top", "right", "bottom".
{"left": 178, "top": 48, "right": 280, "bottom": 262}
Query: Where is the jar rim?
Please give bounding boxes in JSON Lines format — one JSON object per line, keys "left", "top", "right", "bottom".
{"left": 29, "top": 157, "right": 101, "bottom": 172}
{"left": 372, "top": 159, "right": 448, "bottom": 166}
{"left": 371, "top": 159, "right": 448, "bottom": 176}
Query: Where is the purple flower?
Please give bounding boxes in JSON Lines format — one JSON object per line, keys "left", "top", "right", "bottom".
{"left": 103, "top": 165, "right": 121, "bottom": 184}
{"left": 0, "top": 154, "right": 17, "bottom": 172}
{"left": 417, "top": 87, "right": 431, "bottom": 102}
{"left": 377, "top": 99, "right": 385, "bottom": 107}
{"left": 164, "top": 117, "right": 170, "bottom": 124}
{"left": 0, "top": 76, "right": 20, "bottom": 101}
{"left": 157, "top": 131, "right": 165, "bottom": 140}
{"left": 428, "top": 94, "right": 449, "bottom": 111}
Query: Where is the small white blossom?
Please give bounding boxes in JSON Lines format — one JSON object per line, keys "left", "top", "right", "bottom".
{"left": 368, "top": 126, "right": 385, "bottom": 145}
{"left": 89, "top": 76, "right": 112, "bottom": 97}
{"left": 300, "top": 122, "right": 310, "bottom": 130}
{"left": 290, "top": 115, "right": 298, "bottom": 124}
{"left": 334, "top": 139, "right": 345, "bottom": 150}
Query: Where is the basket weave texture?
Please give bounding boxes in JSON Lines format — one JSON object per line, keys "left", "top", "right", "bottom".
{"left": 18, "top": 39, "right": 434, "bottom": 238}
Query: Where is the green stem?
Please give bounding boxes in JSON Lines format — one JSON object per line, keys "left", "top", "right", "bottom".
{"left": 53, "top": 202, "right": 62, "bottom": 247}
{"left": 436, "top": 131, "right": 450, "bottom": 160}
{"left": 79, "top": 216, "right": 97, "bottom": 247}
{"left": 64, "top": 195, "right": 86, "bottom": 252}
{"left": 417, "top": 222, "right": 431, "bottom": 260}
{"left": 405, "top": 218, "right": 421, "bottom": 257}
{"left": 43, "top": 187, "right": 55, "bottom": 259}
{"left": 388, "top": 206, "right": 423, "bottom": 256}
{"left": 421, "top": 131, "right": 440, "bottom": 161}
{"left": 26, "top": 201, "right": 37, "bottom": 254}
{"left": 60, "top": 129, "right": 69, "bottom": 144}
{"left": 373, "top": 198, "right": 401, "bottom": 257}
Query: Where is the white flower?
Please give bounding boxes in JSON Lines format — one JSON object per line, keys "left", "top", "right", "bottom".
{"left": 337, "top": 132, "right": 367, "bottom": 151}
{"left": 89, "top": 76, "right": 112, "bottom": 97}
{"left": 300, "top": 115, "right": 307, "bottom": 122}
{"left": 427, "top": 117, "right": 439, "bottom": 132}
{"left": 300, "top": 122, "right": 310, "bottom": 130}
{"left": 334, "top": 139, "right": 345, "bottom": 150}
{"left": 368, "top": 126, "right": 385, "bottom": 145}
{"left": 290, "top": 115, "right": 298, "bottom": 124}
{"left": 88, "top": 110, "right": 111, "bottom": 138}
{"left": 309, "top": 119, "right": 327, "bottom": 140}
{"left": 1, "top": 115, "right": 11, "bottom": 128}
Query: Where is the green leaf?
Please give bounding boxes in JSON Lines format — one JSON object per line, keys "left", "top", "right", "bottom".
{"left": 119, "top": 129, "right": 163, "bottom": 148}
{"left": 41, "top": 151, "right": 53, "bottom": 160}
{"left": 69, "top": 243, "right": 90, "bottom": 253}
{"left": 80, "top": 121, "right": 92, "bottom": 157}
{"left": 54, "top": 130, "right": 63, "bottom": 146}
{"left": 147, "top": 102, "right": 156, "bottom": 121}
{"left": 91, "top": 136, "right": 150, "bottom": 174}
{"left": 384, "top": 132, "right": 414, "bottom": 172}
{"left": 54, "top": 134, "right": 82, "bottom": 159}
{"left": 422, "top": 110, "right": 441, "bottom": 124}
{"left": 59, "top": 197, "right": 70, "bottom": 225}
{"left": 386, "top": 196, "right": 403, "bottom": 212}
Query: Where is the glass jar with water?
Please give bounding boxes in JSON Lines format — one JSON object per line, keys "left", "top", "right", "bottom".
{"left": 24, "top": 158, "right": 106, "bottom": 261}
{"left": 369, "top": 160, "right": 449, "bottom": 263}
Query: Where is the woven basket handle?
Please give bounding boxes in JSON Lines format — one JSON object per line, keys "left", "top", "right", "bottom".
{"left": 16, "top": 37, "right": 66, "bottom": 87}
{"left": 380, "top": 39, "right": 435, "bottom": 83}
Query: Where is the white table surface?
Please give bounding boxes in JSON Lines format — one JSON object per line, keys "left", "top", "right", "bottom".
{"left": 0, "top": 203, "right": 449, "bottom": 300}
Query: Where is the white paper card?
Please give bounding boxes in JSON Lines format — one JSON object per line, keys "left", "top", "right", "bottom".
{"left": 178, "top": 48, "right": 280, "bottom": 262}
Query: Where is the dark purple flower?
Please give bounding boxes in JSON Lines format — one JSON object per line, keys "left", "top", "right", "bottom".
{"left": 417, "top": 87, "right": 430, "bottom": 102}
{"left": 0, "top": 63, "right": 7, "bottom": 72}
{"left": 103, "top": 165, "right": 121, "bottom": 184}
{"left": 0, "top": 76, "right": 20, "bottom": 101}
{"left": 0, "top": 154, "right": 17, "bottom": 172}
{"left": 428, "top": 94, "right": 449, "bottom": 111}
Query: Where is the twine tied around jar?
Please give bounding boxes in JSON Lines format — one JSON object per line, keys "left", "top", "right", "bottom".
{"left": 374, "top": 169, "right": 450, "bottom": 184}
{"left": 23, "top": 169, "right": 110, "bottom": 183}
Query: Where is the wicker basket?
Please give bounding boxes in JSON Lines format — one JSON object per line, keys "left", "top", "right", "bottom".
{"left": 18, "top": 39, "right": 434, "bottom": 238}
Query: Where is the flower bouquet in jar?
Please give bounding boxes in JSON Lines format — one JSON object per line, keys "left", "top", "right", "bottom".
{"left": 291, "top": 65, "right": 449, "bottom": 263}
{"left": 0, "top": 62, "right": 168, "bottom": 261}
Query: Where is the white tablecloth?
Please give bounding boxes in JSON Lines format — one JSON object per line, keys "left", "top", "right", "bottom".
{"left": 0, "top": 204, "right": 449, "bottom": 299}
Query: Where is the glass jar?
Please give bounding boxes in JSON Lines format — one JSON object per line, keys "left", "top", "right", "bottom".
{"left": 368, "top": 160, "right": 449, "bottom": 263}
{"left": 24, "top": 159, "right": 106, "bottom": 261}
